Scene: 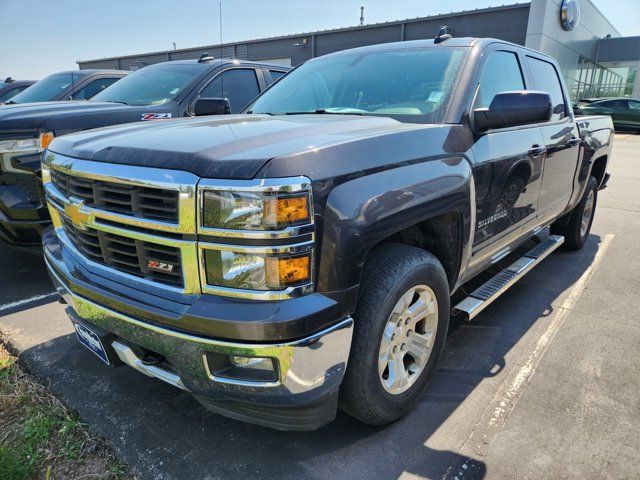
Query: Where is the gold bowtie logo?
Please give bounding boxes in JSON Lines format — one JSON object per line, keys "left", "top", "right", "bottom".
{"left": 64, "top": 202, "right": 90, "bottom": 229}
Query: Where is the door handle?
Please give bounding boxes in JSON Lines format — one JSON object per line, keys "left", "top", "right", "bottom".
{"left": 529, "top": 146, "right": 546, "bottom": 158}
{"left": 567, "top": 137, "right": 581, "bottom": 147}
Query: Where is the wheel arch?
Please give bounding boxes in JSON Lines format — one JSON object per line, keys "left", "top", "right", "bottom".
{"left": 317, "top": 157, "right": 473, "bottom": 312}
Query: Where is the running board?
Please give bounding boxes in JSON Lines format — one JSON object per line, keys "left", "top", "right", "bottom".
{"left": 453, "top": 235, "right": 564, "bottom": 321}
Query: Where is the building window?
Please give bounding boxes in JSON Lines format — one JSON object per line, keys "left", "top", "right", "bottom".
{"left": 572, "top": 55, "right": 624, "bottom": 101}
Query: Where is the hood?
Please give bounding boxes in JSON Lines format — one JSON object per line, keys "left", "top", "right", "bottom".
{"left": 0, "top": 101, "right": 170, "bottom": 133}
{"left": 48, "top": 114, "right": 429, "bottom": 179}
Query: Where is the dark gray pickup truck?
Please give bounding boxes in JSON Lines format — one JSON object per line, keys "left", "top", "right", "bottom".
{"left": 41, "top": 34, "right": 612, "bottom": 430}
{"left": 0, "top": 58, "right": 288, "bottom": 248}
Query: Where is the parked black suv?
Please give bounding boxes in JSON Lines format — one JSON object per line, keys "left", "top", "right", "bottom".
{"left": 0, "top": 58, "right": 289, "bottom": 248}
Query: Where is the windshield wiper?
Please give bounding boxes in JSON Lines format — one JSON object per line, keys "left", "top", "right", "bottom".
{"left": 284, "top": 109, "right": 367, "bottom": 116}
{"left": 100, "top": 100, "right": 129, "bottom": 105}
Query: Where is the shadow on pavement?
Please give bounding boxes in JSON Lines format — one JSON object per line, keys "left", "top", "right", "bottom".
{"left": 13, "top": 234, "right": 604, "bottom": 480}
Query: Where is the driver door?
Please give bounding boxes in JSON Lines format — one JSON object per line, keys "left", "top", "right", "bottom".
{"left": 470, "top": 49, "right": 544, "bottom": 256}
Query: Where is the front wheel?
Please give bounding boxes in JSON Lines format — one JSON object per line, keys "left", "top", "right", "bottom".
{"left": 339, "top": 244, "right": 450, "bottom": 425}
{"left": 551, "top": 176, "right": 598, "bottom": 250}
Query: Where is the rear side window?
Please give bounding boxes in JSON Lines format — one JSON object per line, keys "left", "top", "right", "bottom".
{"left": 629, "top": 100, "right": 640, "bottom": 111}
{"left": 476, "top": 51, "right": 525, "bottom": 108}
{"left": 71, "top": 77, "right": 121, "bottom": 100}
{"left": 269, "top": 70, "right": 286, "bottom": 82}
{"left": 526, "top": 57, "right": 567, "bottom": 121}
{"left": 199, "top": 69, "right": 260, "bottom": 113}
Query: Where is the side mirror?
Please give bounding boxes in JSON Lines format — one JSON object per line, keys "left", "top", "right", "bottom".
{"left": 194, "top": 97, "right": 231, "bottom": 116}
{"left": 473, "top": 91, "right": 552, "bottom": 132}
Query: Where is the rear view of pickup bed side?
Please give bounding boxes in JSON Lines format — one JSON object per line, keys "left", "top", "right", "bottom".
{"left": 41, "top": 34, "right": 612, "bottom": 430}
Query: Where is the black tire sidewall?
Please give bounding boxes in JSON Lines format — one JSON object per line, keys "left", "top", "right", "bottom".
{"left": 350, "top": 252, "right": 450, "bottom": 422}
{"left": 570, "top": 176, "right": 598, "bottom": 248}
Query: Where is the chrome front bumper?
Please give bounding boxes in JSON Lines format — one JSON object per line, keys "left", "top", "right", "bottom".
{"left": 47, "top": 256, "right": 354, "bottom": 429}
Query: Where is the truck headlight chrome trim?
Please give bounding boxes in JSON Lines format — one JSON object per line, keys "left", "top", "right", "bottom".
{"left": 199, "top": 241, "right": 314, "bottom": 300}
{"left": 197, "top": 177, "right": 314, "bottom": 239}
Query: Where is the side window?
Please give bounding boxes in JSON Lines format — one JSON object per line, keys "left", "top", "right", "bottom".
{"left": 601, "top": 99, "right": 627, "bottom": 109}
{"left": 526, "top": 57, "right": 567, "bottom": 121}
{"left": 198, "top": 69, "right": 260, "bottom": 113}
{"left": 628, "top": 100, "right": 640, "bottom": 111}
{"left": 476, "top": 51, "right": 525, "bottom": 109}
{"left": 269, "top": 70, "right": 286, "bottom": 83}
{"left": 72, "top": 78, "right": 120, "bottom": 100}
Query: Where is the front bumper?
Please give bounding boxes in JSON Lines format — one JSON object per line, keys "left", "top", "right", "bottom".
{"left": 44, "top": 229, "right": 354, "bottom": 431}
{"left": 0, "top": 150, "right": 48, "bottom": 248}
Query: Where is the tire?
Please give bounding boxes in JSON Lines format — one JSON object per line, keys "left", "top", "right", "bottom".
{"left": 551, "top": 176, "right": 598, "bottom": 250}
{"left": 339, "top": 243, "right": 450, "bottom": 425}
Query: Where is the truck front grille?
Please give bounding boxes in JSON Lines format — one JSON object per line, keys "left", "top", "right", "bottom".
{"left": 51, "top": 170, "right": 179, "bottom": 222}
{"left": 61, "top": 216, "right": 183, "bottom": 287}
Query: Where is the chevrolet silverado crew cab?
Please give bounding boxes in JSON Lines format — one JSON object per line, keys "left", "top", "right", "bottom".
{"left": 41, "top": 34, "right": 612, "bottom": 430}
{"left": 0, "top": 57, "right": 288, "bottom": 249}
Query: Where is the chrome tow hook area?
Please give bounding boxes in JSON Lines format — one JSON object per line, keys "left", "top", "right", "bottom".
{"left": 111, "top": 341, "right": 189, "bottom": 392}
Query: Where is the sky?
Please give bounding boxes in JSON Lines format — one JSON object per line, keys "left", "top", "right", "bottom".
{"left": 1, "top": 0, "right": 639, "bottom": 79}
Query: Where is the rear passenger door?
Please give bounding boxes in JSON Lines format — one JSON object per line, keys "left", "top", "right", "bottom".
{"left": 620, "top": 99, "right": 640, "bottom": 128}
{"left": 524, "top": 56, "right": 580, "bottom": 221}
{"left": 470, "top": 48, "right": 545, "bottom": 252}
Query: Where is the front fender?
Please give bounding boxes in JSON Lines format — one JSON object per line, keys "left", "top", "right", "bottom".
{"left": 317, "top": 156, "right": 474, "bottom": 302}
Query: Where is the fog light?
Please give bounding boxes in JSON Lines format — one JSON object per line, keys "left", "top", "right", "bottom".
{"left": 230, "top": 355, "right": 274, "bottom": 371}
{"left": 204, "top": 352, "right": 279, "bottom": 383}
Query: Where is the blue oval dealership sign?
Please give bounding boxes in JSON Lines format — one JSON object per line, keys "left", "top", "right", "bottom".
{"left": 560, "top": 0, "right": 581, "bottom": 31}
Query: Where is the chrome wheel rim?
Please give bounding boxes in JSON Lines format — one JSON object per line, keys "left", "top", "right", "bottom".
{"left": 581, "top": 190, "right": 595, "bottom": 238}
{"left": 378, "top": 285, "right": 438, "bottom": 395}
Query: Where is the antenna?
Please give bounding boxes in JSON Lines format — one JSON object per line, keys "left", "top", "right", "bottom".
{"left": 360, "top": 6, "right": 364, "bottom": 26}
{"left": 173, "top": 42, "right": 177, "bottom": 50}
{"left": 219, "top": 0, "right": 225, "bottom": 108}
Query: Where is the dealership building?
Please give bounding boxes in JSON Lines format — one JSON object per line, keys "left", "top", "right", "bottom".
{"left": 79, "top": 0, "right": 640, "bottom": 100}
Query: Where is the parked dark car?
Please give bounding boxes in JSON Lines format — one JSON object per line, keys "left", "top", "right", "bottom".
{"left": 0, "top": 78, "right": 36, "bottom": 103}
{"left": 4, "top": 70, "right": 128, "bottom": 105}
{"left": 0, "top": 58, "right": 289, "bottom": 249}
{"left": 42, "top": 35, "right": 612, "bottom": 430}
{"left": 575, "top": 97, "right": 640, "bottom": 131}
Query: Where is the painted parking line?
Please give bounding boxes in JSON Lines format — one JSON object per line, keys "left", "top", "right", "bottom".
{"left": 0, "top": 292, "right": 59, "bottom": 314}
{"left": 443, "top": 233, "right": 615, "bottom": 480}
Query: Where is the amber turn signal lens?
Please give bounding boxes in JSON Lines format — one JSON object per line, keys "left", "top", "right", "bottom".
{"left": 264, "top": 194, "right": 310, "bottom": 226}
{"left": 266, "top": 255, "right": 310, "bottom": 288}
{"left": 39, "top": 132, "right": 54, "bottom": 150}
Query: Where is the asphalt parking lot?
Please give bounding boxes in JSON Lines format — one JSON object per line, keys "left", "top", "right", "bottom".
{"left": 1, "top": 133, "right": 639, "bottom": 480}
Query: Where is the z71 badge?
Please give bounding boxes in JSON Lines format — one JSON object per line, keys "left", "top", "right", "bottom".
{"left": 147, "top": 260, "right": 175, "bottom": 272}
{"left": 141, "top": 113, "right": 172, "bottom": 120}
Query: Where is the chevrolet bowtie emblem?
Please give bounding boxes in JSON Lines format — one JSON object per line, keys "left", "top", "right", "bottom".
{"left": 64, "top": 201, "right": 90, "bottom": 229}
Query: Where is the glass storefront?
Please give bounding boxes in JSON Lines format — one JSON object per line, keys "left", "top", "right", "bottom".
{"left": 572, "top": 55, "right": 637, "bottom": 101}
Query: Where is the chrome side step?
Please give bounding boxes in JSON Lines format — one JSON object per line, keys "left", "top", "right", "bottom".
{"left": 453, "top": 235, "right": 564, "bottom": 320}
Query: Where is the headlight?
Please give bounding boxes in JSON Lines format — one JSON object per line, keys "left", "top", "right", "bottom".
{"left": 0, "top": 137, "right": 38, "bottom": 152}
{"left": 0, "top": 132, "right": 53, "bottom": 153}
{"left": 198, "top": 177, "right": 314, "bottom": 299}
{"left": 202, "top": 246, "right": 312, "bottom": 291}
{"left": 199, "top": 177, "right": 312, "bottom": 234}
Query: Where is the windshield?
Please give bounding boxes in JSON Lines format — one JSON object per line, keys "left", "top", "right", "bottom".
{"left": 10, "top": 73, "right": 73, "bottom": 103}
{"left": 91, "top": 63, "right": 205, "bottom": 106}
{"left": 248, "top": 47, "right": 468, "bottom": 123}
